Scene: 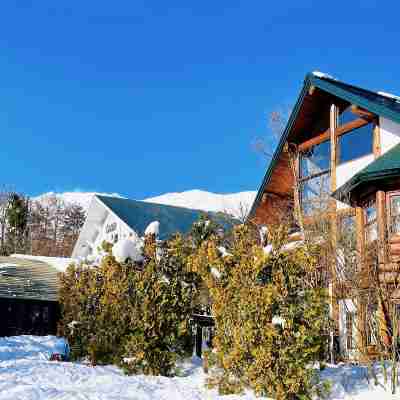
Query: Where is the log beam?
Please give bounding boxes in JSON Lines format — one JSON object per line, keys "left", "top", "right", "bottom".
{"left": 298, "top": 116, "right": 375, "bottom": 152}
{"left": 351, "top": 105, "right": 376, "bottom": 120}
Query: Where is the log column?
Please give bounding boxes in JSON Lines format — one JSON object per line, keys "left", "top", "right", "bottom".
{"left": 355, "top": 206, "right": 366, "bottom": 352}
{"left": 330, "top": 104, "right": 340, "bottom": 335}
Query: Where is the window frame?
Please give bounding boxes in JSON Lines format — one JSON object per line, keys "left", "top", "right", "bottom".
{"left": 346, "top": 311, "right": 355, "bottom": 350}
{"left": 387, "top": 190, "right": 400, "bottom": 237}
{"left": 299, "top": 144, "right": 331, "bottom": 216}
{"left": 363, "top": 197, "right": 378, "bottom": 244}
{"left": 365, "top": 303, "right": 378, "bottom": 347}
{"left": 337, "top": 107, "right": 374, "bottom": 165}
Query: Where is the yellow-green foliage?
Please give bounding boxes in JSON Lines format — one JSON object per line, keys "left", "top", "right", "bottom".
{"left": 58, "top": 234, "right": 195, "bottom": 376}
{"left": 190, "top": 224, "right": 330, "bottom": 399}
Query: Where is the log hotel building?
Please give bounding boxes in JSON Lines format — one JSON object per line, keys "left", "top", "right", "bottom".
{"left": 249, "top": 72, "right": 400, "bottom": 359}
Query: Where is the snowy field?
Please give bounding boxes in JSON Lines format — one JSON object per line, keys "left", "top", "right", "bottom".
{"left": 0, "top": 336, "right": 397, "bottom": 400}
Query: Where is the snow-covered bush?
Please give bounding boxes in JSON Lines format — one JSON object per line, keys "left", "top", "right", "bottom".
{"left": 112, "top": 236, "right": 143, "bottom": 263}
{"left": 190, "top": 224, "right": 330, "bottom": 399}
{"left": 144, "top": 220, "right": 159, "bottom": 237}
{"left": 58, "top": 229, "right": 196, "bottom": 376}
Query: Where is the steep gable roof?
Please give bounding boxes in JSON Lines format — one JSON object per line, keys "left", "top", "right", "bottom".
{"left": 97, "top": 195, "right": 233, "bottom": 240}
{"left": 310, "top": 74, "right": 400, "bottom": 124}
{"left": 249, "top": 72, "right": 400, "bottom": 219}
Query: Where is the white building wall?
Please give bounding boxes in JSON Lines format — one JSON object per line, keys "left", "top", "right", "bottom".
{"left": 336, "top": 154, "right": 375, "bottom": 209}
{"left": 92, "top": 212, "right": 137, "bottom": 252}
{"left": 380, "top": 116, "right": 400, "bottom": 154}
{"left": 73, "top": 196, "right": 140, "bottom": 259}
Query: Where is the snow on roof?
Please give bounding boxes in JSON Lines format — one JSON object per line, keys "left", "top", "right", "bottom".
{"left": 312, "top": 71, "right": 336, "bottom": 80}
{"left": 377, "top": 91, "right": 400, "bottom": 103}
{"left": 11, "top": 254, "right": 74, "bottom": 272}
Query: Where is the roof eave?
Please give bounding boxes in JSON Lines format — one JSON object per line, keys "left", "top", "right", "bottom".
{"left": 310, "top": 75, "right": 400, "bottom": 125}
{"left": 333, "top": 169, "right": 400, "bottom": 205}
{"left": 249, "top": 73, "right": 400, "bottom": 222}
{"left": 247, "top": 75, "right": 313, "bottom": 220}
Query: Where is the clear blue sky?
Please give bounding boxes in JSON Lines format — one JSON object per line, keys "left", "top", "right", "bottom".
{"left": 1, "top": 1, "right": 399, "bottom": 199}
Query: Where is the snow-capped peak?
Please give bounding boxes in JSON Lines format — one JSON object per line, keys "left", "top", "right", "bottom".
{"left": 144, "top": 189, "right": 256, "bottom": 219}
{"left": 33, "top": 189, "right": 257, "bottom": 219}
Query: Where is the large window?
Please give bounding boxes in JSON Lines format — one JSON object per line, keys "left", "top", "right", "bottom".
{"left": 365, "top": 303, "right": 378, "bottom": 346}
{"left": 337, "top": 213, "right": 357, "bottom": 281}
{"left": 388, "top": 192, "right": 400, "bottom": 236}
{"left": 300, "top": 141, "right": 330, "bottom": 216}
{"left": 365, "top": 199, "right": 377, "bottom": 243}
{"left": 346, "top": 311, "right": 355, "bottom": 350}
{"left": 338, "top": 107, "right": 373, "bottom": 164}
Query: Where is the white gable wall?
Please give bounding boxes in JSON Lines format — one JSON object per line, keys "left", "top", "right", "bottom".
{"left": 380, "top": 116, "right": 400, "bottom": 153}
{"left": 72, "top": 196, "right": 139, "bottom": 260}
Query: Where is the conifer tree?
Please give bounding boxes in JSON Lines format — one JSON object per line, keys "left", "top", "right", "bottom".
{"left": 190, "top": 224, "right": 330, "bottom": 399}
{"left": 59, "top": 230, "right": 195, "bottom": 376}
{"left": 6, "top": 192, "right": 30, "bottom": 254}
{"left": 190, "top": 214, "right": 221, "bottom": 247}
{"left": 61, "top": 203, "right": 85, "bottom": 256}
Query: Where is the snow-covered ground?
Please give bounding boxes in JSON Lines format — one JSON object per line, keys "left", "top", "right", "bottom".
{"left": 0, "top": 336, "right": 259, "bottom": 400}
{"left": 0, "top": 335, "right": 398, "bottom": 400}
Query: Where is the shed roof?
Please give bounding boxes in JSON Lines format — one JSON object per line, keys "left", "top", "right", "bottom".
{"left": 332, "top": 143, "right": 400, "bottom": 204}
{"left": 0, "top": 256, "right": 60, "bottom": 302}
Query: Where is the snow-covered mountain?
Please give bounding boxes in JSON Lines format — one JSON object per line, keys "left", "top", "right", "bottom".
{"left": 144, "top": 189, "right": 257, "bottom": 219}
{"left": 33, "top": 192, "right": 124, "bottom": 211}
{"left": 34, "top": 189, "right": 257, "bottom": 219}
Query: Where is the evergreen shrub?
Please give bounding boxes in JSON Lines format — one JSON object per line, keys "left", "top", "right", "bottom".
{"left": 58, "top": 234, "right": 195, "bottom": 376}
{"left": 189, "top": 224, "right": 330, "bottom": 399}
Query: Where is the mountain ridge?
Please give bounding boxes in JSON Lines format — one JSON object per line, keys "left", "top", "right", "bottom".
{"left": 34, "top": 189, "right": 257, "bottom": 219}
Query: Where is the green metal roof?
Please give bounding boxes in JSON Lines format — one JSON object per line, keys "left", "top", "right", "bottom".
{"left": 248, "top": 72, "right": 400, "bottom": 219}
{"left": 332, "top": 143, "right": 400, "bottom": 204}
{"left": 97, "top": 195, "right": 234, "bottom": 240}
{"left": 0, "top": 257, "right": 59, "bottom": 302}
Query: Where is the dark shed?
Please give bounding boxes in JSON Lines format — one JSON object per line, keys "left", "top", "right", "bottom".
{"left": 0, "top": 256, "right": 60, "bottom": 336}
